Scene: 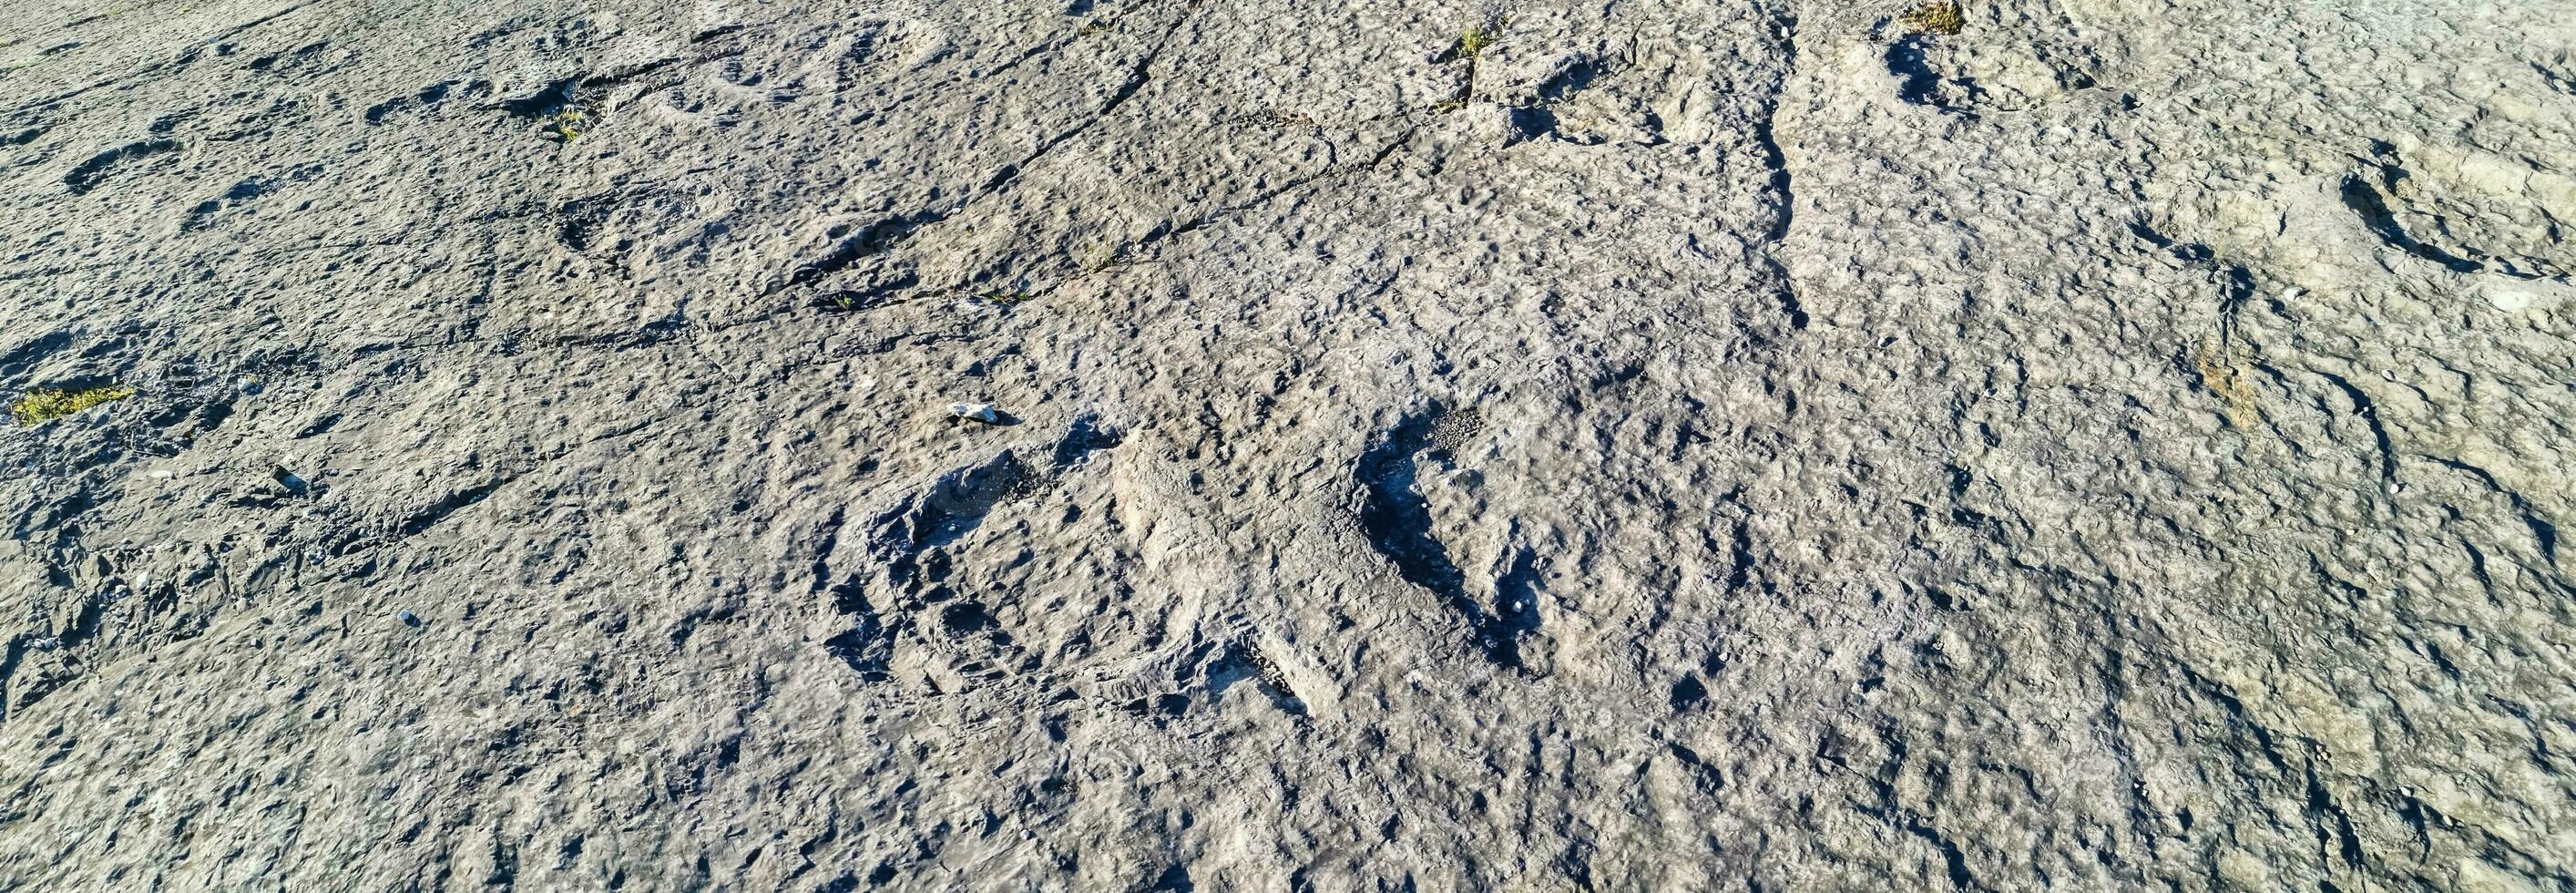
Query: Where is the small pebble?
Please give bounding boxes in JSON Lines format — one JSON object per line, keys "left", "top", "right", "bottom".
{"left": 396, "top": 610, "right": 421, "bottom": 627}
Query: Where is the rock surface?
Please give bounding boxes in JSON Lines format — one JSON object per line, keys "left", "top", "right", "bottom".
{"left": 4, "top": 0, "right": 2575, "bottom": 889}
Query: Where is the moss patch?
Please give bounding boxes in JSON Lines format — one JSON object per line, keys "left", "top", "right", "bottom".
{"left": 1899, "top": 1, "right": 1965, "bottom": 36}
{"left": 544, "top": 108, "right": 593, "bottom": 143}
{"left": 11, "top": 385, "right": 135, "bottom": 426}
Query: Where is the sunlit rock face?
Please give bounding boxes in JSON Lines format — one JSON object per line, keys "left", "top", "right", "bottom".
{"left": 3, "top": 0, "right": 2573, "bottom": 889}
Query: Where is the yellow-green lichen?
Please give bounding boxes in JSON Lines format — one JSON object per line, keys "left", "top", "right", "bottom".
{"left": 544, "top": 108, "right": 592, "bottom": 143}
{"left": 1458, "top": 16, "right": 1509, "bottom": 58}
{"left": 1899, "top": 1, "right": 1965, "bottom": 36}
{"left": 10, "top": 385, "right": 135, "bottom": 426}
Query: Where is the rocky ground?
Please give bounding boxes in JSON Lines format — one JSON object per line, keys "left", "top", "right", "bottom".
{"left": 3, "top": 0, "right": 2574, "bottom": 888}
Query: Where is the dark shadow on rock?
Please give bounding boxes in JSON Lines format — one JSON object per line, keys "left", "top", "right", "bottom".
{"left": 1356, "top": 404, "right": 1528, "bottom": 671}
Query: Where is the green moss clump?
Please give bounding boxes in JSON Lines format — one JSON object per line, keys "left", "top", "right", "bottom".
{"left": 545, "top": 108, "right": 592, "bottom": 143}
{"left": 11, "top": 385, "right": 135, "bottom": 426}
{"left": 1899, "top": 1, "right": 1965, "bottom": 36}
{"left": 1457, "top": 13, "right": 1511, "bottom": 59}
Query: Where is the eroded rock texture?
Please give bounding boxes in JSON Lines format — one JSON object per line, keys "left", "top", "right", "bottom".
{"left": 4, "top": 0, "right": 2574, "bottom": 888}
